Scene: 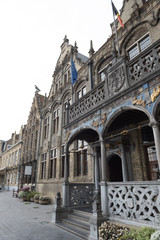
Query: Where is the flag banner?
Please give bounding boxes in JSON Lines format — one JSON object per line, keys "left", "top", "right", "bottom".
{"left": 112, "top": 1, "right": 124, "bottom": 28}
{"left": 71, "top": 59, "right": 78, "bottom": 84}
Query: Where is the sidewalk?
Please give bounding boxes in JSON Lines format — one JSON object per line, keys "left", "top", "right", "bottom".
{"left": 0, "top": 191, "right": 83, "bottom": 240}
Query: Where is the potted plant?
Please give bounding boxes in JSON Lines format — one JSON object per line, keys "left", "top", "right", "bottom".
{"left": 26, "top": 191, "right": 38, "bottom": 202}
{"left": 18, "top": 187, "right": 30, "bottom": 201}
{"left": 34, "top": 193, "right": 40, "bottom": 203}
{"left": 39, "top": 195, "right": 50, "bottom": 205}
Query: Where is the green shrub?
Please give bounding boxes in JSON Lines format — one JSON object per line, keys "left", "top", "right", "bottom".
{"left": 26, "top": 191, "right": 38, "bottom": 201}
{"left": 121, "top": 227, "right": 156, "bottom": 240}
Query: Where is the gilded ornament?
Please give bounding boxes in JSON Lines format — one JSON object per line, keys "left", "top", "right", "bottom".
{"left": 131, "top": 96, "right": 146, "bottom": 107}
{"left": 91, "top": 120, "right": 99, "bottom": 128}
{"left": 65, "top": 131, "right": 71, "bottom": 141}
{"left": 151, "top": 85, "right": 160, "bottom": 102}
{"left": 120, "top": 130, "right": 128, "bottom": 135}
{"left": 139, "top": 88, "right": 143, "bottom": 93}
{"left": 101, "top": 113, "right": 107, "bottom": 125}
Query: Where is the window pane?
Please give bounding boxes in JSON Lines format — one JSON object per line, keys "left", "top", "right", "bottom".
{"left": 100, "top": 72, "right": 105, "bottom": 82}
{"left": 82, "top": 86, "right": 86, "bottom": 96}
{"left": 129, "top": 45, "right": 139, "bottom": 60}
{"left": 139, "top": 36, "right": 150, "bottom": 52}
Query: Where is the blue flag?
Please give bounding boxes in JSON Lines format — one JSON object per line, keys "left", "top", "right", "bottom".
{"left": 71, "top": 59, "right": 78, "bottom": 84}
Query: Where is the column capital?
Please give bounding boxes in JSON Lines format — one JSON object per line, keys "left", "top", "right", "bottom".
{"left": 149, "top": 121, "right": 160, "bottom": 128}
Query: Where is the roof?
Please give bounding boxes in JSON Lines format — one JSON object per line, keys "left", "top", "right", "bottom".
{"left": 77, "top": 53, "right": 88, "bottom": 63}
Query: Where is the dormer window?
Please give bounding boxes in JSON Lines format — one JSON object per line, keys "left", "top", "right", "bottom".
{"left": 128, "top": 34, "right": 151, "bottom": 60}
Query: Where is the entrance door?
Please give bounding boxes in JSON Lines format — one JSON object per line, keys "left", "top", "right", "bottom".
{"left": 108, "top": 154, "right": 123, "bottom": 182}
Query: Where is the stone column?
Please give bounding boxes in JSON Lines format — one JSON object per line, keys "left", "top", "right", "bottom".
{"left": 121, "top": 144, "right": 129, "bottom": 181}
{"left": 100, "top": 139, "right": 108, "bottom": 216}
{"left": 151, "top": 122, "right": 160, "bottom": 172}
{"left": 88, "top": 59, "right": 93, "bottom": 90}
{"left": 62, "top": 146, "right": 70, "bottom": 207}
{"left": 94, "top": 148, "right": 100, "bottom": 194}
{"left": 100, "top": 140, "right": 107, "bottom": 181}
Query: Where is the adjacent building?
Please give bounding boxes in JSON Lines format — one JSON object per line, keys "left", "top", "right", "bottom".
{"left": 0, "top": 131, "right": 22, "bottom": 190}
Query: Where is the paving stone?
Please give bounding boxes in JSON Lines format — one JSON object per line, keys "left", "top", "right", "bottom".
{"left": 0, "top": 191, "right": 83, "bottom": 240}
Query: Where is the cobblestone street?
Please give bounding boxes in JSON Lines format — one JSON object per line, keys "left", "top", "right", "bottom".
{"left": 0, "top": 191, "right": 83, "bottom": 240}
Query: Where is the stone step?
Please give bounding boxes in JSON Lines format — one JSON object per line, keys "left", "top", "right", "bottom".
{"left": 56, "top": 221, "right": 89, "bottom": 240}
{"left": 55, "top": 209, "right": 92, "bottom": 239}
{"left": 63, "top": 217, "right": 90, "bottom": 231}
{"left": 71, "top": 209, "right": 92, "bottom": 220}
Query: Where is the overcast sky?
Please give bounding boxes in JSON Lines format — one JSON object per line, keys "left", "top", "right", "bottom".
{"left": 0, "top": 0, "right": 123, "bottom": 141}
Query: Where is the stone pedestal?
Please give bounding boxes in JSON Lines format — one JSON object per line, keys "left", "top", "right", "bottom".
{"left": 51, "top": 192, "right": 68, "bottom": 223}
{"left": 88, "top": 194, "right": 107, "bottom": 240}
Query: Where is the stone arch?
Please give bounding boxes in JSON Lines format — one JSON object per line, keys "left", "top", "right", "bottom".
{"left": 120, "top": 21, "right": 150, "bottom": 56}
{"left": 102, "top": 105, "right": 155, "bottom": 182}
{"left": 51, "top": 100, "right": 60, "bottom": 111}
{"left": 66, "top": 125, "right": 101, "bottom": 148}
{"left": 94, "top": 54, "right": 112, "bottom": 85}
{"left": 102, "top": 105, "right": 152, "bottom": 137}
{"left": 152, "top": 95, "right": 160, "bottom": 121}
{"left": 60, "top": 89, "right": 72, "bottom": 105}
{"left": 73, "top": 78, "right": 87, "bottom": 93}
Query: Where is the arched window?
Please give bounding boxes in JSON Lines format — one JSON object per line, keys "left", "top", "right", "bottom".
{"left": 44, "top": 113, "right": 50, "bottom": 139}
{"left": 53, "top": 107, "right": 59, "bottom": 134}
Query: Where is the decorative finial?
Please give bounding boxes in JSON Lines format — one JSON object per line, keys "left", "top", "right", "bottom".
{"left": 88, "top": 40, "right": 95, "bottom": 57}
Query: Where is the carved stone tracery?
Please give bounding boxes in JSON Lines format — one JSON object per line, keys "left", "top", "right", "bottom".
{"left": 69, "top": 184, "right": 94, "bottom": 207}
{"left": 108, "top": 185, "right": 160, "bottom": 225}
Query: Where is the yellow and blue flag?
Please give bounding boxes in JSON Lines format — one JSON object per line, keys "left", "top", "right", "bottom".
{"left": 71, "top": 59, "right": 78, "bottom": 84}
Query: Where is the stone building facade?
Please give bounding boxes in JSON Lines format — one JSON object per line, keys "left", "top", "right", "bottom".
{"left": 61, "top": 0, "right": 160, "bottom": 229}
{"left": 19, "top": 91, "right": 44, "bottom": 189}
{"left": 0, "top": 131, "right": 22, "bottom": 190}
{"left": 36, "top": 36, "right": 93, "bottom": 199}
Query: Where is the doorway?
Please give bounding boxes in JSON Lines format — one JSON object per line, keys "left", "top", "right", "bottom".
{"left": 108, "top": 154, "right": 123, "bottom": 182}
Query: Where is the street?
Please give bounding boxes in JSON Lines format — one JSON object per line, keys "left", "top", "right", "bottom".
{"left": 0, "top": 191, "right": 83, "bottom": 240}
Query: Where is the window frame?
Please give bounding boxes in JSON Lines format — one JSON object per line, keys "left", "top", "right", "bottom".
{"left": 127, "top": 33, "right": 151, "bottom": 60}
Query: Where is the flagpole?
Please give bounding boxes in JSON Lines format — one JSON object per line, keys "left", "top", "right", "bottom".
{"left": 111, "top": 0, "right": 120, "bottom": 56}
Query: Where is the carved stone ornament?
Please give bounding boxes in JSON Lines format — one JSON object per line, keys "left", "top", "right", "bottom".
{"left": 151, "top": 85, "right": 160, "bottom": 102}
{"left": 91, "top": 120, "right": 99, "bottom": 128}
{"left": 101, "top": 113, "right": 107, "bottom": 125}
{"left": 131, "top": 96, "right": 146, "bottom": 107}
{"left": 150, "top": 8, "right": 160, "bottom": 26}
{"left": 108, "top": 66, "right": 125, "bottom": 94}
{"left": 65, "top": 131, "right": 71, "bottom": 141}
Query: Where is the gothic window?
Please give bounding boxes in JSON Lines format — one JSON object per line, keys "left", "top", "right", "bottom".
{"left": 147, "top": 146, "right": 159, "bottom": 180}
{"left": 53, "top": 108, "right": 59, "bottom": 134}
{"left": 44, "top": 114, "right": 50, "bottom": 139}
{"left": 63, "top": 98, "right": 71, "bottom": 126}
{"left": 100, "top": 72, "right": 106, "bottom": 82}
{"left": 41, "top": 153, "right": 47, "bottom": 179}
{"left": 128, "top": 34, "right": 151, "bottom": 60}
{"left": 75, "top": 140, "right": 88, "bottom": 176}
{"left": 49, "top": 149, "right": 57, "bottom": 178}
{"left": 64, "top": 73, "right": 67, "bottom": 85}
{"left": 14, "top": 151, "right": 17, "bottom": 164}
{"left": 9, "top": 154, "right": 11, "bottom": 166}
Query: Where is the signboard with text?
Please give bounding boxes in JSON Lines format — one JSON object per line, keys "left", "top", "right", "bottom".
{"left": 24, "top": 166, "right": 32, "bottom": 175}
